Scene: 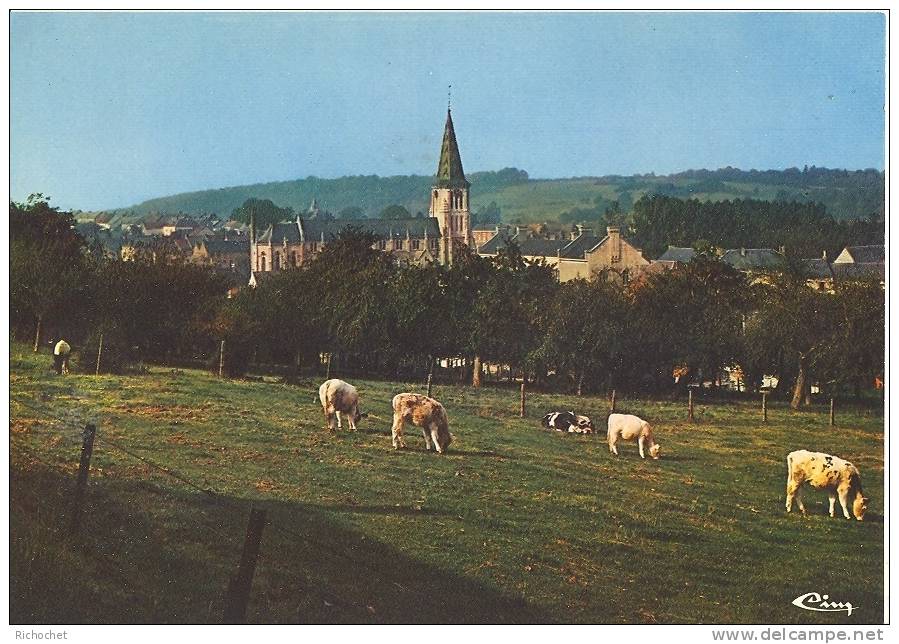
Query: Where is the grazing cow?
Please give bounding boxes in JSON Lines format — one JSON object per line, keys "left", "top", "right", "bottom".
{"left": 318, "top": 379, "right": 365, "bottom": 432}
{"left": 786, "top": 450, "right": 869, "bottom": 521}
{"left": 51, "top": 339, "right": 71, "bottom": 375}
{"left": 607, "top": 413, "right": 661, "bottom": 459}
{"left": 390, "top": 393, "right": 452, "bottom": 453}
{"left": 541, "top": 411, "right": 594, "bottom": 434}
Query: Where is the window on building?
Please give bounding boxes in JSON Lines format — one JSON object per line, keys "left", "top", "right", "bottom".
{"left": 411, "top": 239, "right": 420, "bottom": 251}
{"left": 274, "top": 252, "right": 281, "bottom": 271}
{"left": 396, "top": 239, "right": 404, "bottom": 250}
{"left": 290, "top": 251, "right": 297, "bottom": 267}
{"left": 260, "top": 253, "right": 267, "bottom": 272}
{"left": 377, "top": 240, "right": 386, "bottom": 250}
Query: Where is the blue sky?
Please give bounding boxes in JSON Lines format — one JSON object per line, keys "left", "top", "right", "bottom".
{"left": 10, "top": 11, "right": 886, "bottom": 211}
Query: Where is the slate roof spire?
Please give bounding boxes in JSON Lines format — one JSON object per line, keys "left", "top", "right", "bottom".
{"left": 436, "top": 108, "right": 469, "bottom": 189}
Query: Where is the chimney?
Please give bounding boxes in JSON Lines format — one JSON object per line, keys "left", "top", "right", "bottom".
{"left": 607, "top": 226, "right": 621, "bottom": 261}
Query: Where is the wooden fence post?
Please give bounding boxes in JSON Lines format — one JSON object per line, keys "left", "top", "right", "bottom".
{"left": 70, "top": 423, "right": 97, "bottom": 536}
{"left": 325, "top": 353, "right": 332, "bottom": 380}
{"left": 520, "top": 381, "right": 526, "bottom": 418}
{"left": 762, "top": 391, "right": 768, "bottom": 423}
{"left": 223, "top": 507, "right": 267, "bottom": 624}
{"left": 610, "top": 389, "right": 617, "bottom": 413}
{"left": 829, "top": 396, "right": 835, "bottom": 428}
{"left": 426, "top": 372, "right": 433, "bottom": 398}
{"left": 688, "top": 388, "right": 695, "bottom": 423}
{"left": 95, "top": 332, "right": 104, "bottom": 376}
{"left": 219, "top": 340, "right": 225, "bottom": 378}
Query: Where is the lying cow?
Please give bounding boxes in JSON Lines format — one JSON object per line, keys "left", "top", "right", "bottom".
{"left": 391, "top": 393, "right": 452, "bottom": 453}
{"left": 541, "top": 411, "right": 594, "bottom": 434}
{"left": 318, "top": 379, "right": 365, "bottom": 432}
{"left": 786, "top": 450, "right": 869, "bottom": 521}
{"left": 607, "top": 413, "right": 661, "bottom": 459}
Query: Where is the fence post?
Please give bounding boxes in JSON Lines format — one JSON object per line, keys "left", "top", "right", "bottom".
{"left": 762, "top": 391, "right": 768, "bottom": 423}
{"left": 219, "top": 340, "right": 225, "bottom": 378}
{"left": 70, "top": 423, "right": 97, "bottom": 536}
{"left": 520, "top": 381, "right": 526, "bottom": 418}
{"left": 325, "top": 353, "right": 332, "bottom": 380}
{"left": 829, "top": 396, "right": 835, "bottom": 428}
{"left": 426, "top": 372, "right": 433, "bottom": 398}
{"left": 688, "top": 388, "right": 695, "bottom": 423}
{"left": 223, "top": 507, "right": 267, "bottom": 624}
{"left": 95, "top": 332, "right": 104, "bottom": 376}
{"left": 610, "top": 389, "right": 617, "bottom": 413}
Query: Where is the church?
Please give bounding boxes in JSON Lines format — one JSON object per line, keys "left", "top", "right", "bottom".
{"left": 248, "top": 107, "right": 474, "bottom": 277}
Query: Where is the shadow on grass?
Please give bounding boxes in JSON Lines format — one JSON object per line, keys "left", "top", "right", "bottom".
{"left": 11, "top": 461, "right": 550, "bottom": 624}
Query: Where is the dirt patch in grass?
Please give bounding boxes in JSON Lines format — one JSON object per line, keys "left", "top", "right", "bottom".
{"left": 113, "top": 403, "right": 211, "bottom": 422}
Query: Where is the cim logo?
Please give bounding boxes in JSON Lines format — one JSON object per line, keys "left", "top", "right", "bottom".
{"left": 792, "top": 592, "right": 856, "bottom": 616}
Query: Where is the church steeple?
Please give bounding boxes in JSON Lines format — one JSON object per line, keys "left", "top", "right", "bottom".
{"left": 430, "top": 104, "right": 472, "bottom": 264}
{"left": 436, "top": 109, "right": 470, "bottom": 189}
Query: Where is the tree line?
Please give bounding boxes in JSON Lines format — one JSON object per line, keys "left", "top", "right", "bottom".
{"left": 11, "top": 197, "right": 883, "bottom": 408}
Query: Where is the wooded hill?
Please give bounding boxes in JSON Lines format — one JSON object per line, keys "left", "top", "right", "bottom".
{"left": 114, "top": 166, "right": 883, "bottom": 224}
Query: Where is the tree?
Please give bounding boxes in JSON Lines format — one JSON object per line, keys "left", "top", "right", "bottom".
{"left": 631, "top": 256, "right": 750, "bottom": 390}
{"left": 743, "top": 266, "right": 838, "bottom": 407}
{"left": 10, "top": 195, "right": 92, "bottom": 350}
{"left": 378, "top": 204, "right": 411, "bottom": 220}
{"left": 231, "top": 198, "right": 294, "bottom": 231}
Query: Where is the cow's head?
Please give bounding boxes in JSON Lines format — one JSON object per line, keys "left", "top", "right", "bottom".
{"left": 853, "top": 494, "right": 869, "bottom": 521}
{"left": 574, "top": 415, "right": 594, "bottom": 434}
{"left": 649, "top": 444, "right": 661, "bottom": 459}
{"left": 354, "top": 409, "right": 368, "bottom": 425}
{"left": 434, "top": 424, "right": 453, "bottom": 454}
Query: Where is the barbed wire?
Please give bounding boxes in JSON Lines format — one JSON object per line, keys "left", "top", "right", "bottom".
{"left": 10, "top": 390, "right": 446, "bottom": 618}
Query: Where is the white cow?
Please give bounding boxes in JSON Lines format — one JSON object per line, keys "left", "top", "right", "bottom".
{"left": 318, "top": 379, "right": 365, "bottom": 432}
{"left": 607, "top": 413, "right": 661, "bottom": 459}
{"left": 786, "top": 450, "right": 869, "bottom": 521}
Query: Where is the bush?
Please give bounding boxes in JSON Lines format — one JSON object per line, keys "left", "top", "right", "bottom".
{"left": 80, "top": 329, "right": 137, "bottom": 375}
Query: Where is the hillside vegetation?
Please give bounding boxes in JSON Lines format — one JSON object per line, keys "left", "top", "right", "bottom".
{"left": 116, "top": 166, "right": 883, "bottom": 224}
{"left": 11, "top": 345, "right": 884, "bottom": 623}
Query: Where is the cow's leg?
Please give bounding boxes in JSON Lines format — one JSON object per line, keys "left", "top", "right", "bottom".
{"left": 430, "top": 425, "right": 443, "bottom": 454}
{"left": 335, "top": 410, "right": 343, "bottom": 430}
{"left": 828, "top": 494, "right": 837, "bottom": 518}
{"left": 422, "top": 426, "right": 433, "bottom": 451}
{"left": 838, "top": 487, "right": 852, "bottom": 520}
{"left": 638, "top": 436, "right": 647, "bottom": 459}
{"left": 795, "top": 486, "right": 806, "bottom": 514}
{"left": 391, "top": 413, "right": 407, "bottom": 449}
{"left": 324, "top": 406, "right": 336, "bottom": 432}
{"left": 608, "top": 436, "right": 619, "bottom": 456}
{"left": 348, "top": 408, "right": 357, "bottom": 431}
{"left": 786, "top": 479, "right": 803, "bottom": 513}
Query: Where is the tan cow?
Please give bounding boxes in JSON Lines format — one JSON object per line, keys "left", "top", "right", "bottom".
{"left": 786, "top": 450, "right": 869, "bottom": 521}
{"left": 390, "top": 393, "right": 452, "bottom": 453}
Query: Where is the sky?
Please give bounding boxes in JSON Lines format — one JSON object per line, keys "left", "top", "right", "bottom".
{"left": 10, "top": 11, "right": 886, "bottom": 211}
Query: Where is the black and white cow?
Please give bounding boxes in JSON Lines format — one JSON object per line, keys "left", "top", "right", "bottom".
{"left": 541, "top": 411, "right": 595, "bottom": 434}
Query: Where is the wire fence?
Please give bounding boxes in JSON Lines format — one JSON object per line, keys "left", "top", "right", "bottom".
{"left": 9, "top": 390, "right": 434, "bottom": 622}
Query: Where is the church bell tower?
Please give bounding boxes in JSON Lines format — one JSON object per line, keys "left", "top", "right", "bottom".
{"left": 429, "top": 106, "right": 472, "bottom": 264}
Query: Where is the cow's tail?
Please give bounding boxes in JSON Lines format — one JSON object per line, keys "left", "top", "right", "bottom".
{"left": 786, "top": 453, "right": 794, "bottom": 487}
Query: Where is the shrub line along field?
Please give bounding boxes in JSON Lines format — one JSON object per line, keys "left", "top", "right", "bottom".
{"left": 9, "top": 345, "right": 884, "bottom": 624}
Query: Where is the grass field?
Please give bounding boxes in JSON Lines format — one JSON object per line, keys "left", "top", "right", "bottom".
{"left": 10, "top": 344, "right": 885, "bottom": 624}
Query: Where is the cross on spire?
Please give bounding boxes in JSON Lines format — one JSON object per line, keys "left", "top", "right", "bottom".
{"left": 448, "top": 84, "right": 452, "bottom": 111}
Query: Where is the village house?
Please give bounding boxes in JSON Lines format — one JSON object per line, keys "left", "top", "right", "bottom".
{"left": 478, "top": 224, "right": 651, "bottom": 282}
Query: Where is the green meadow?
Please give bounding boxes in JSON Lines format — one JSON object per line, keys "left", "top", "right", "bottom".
{"left": 10, "top": 344, "right": 884, "bottom": 624}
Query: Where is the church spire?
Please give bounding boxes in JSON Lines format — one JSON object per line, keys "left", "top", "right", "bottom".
{"left": 436, "top": 108, "right": 469, "bottom": 189}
